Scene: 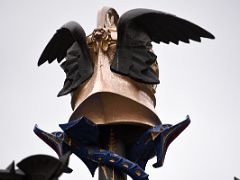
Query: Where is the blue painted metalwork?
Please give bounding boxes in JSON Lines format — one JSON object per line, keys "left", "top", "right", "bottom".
{"left": 127, "top": 116, "right": 190, "bottom": 169}
{"left": 34, "top": 116, "right": 190, "bottom": 180}
{"left": 89, "top": 150, "right": 149, "bottom": 180}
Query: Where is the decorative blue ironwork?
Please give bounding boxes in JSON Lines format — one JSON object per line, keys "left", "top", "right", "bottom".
{"left": 34, "top": 116, "right": 190, "bottom": 180}
{"left": 127, "top": 116, "right": 190, "bottom": 169}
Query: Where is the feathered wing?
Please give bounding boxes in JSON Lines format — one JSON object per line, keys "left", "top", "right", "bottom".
{"left": 111, "top": 8, "right": 215, "bottom": 84}
{"left": 38, "top": 21, "right": 93, "bottom": 96}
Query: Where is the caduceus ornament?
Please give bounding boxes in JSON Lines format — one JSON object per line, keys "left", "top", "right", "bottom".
{"left": 34, "top": 7, "right": 214, "bottom": 180}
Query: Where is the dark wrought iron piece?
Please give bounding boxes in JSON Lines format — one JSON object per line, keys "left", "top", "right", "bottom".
{"left": 0, "top": 154, "right": 70, "bottom": 180}
{"left": 111, "top": 8, "right": 215, "bottom": 84}
{"left": 38, "top": 21, "right": 93, "bottom": 96}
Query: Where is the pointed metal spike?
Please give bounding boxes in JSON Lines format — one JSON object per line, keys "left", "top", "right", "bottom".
{"left": 153, "top": 117, "right": 191, "bottom": 168}
{"left": 6, "top": 161, "right": 15, "bottom": 173}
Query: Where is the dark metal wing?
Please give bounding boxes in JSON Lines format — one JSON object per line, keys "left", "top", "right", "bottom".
{"left": 17, "top": 155, "right": 67, "bottom": 180}
{"left": 111, "top": 8, "right": 215, "bottom": 84}
{"left": 38, "top": 21, "right": 93, "bottom": 96}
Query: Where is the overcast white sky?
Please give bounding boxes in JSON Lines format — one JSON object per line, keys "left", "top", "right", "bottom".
{"left": 0, "top": 0, "right": 239, "bottom": 180}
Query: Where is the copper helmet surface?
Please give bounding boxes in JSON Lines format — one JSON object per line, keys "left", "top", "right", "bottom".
{"left": 70, "top": 7, "right": 161, "bottom": 127}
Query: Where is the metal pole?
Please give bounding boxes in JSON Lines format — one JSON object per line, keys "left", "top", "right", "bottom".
{"left": 95, "top": 7, "right": 126, "bottom": 180}
{"left": 98, "top": 126, "right": 127, "bottom": 180}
